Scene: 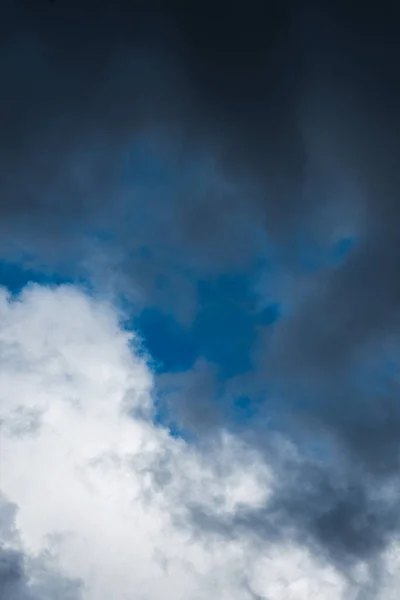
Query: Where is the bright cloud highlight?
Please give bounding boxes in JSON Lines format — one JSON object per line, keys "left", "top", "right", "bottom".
{"left": 0, "top": 283, "right": 394, "bottom": 600}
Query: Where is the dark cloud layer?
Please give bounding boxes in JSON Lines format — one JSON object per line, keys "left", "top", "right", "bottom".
{"left": 0, "top": 0, "right": 298, "bottom": 264}
{"left": 3, "top": 0, "right": 400, "bottom": 590}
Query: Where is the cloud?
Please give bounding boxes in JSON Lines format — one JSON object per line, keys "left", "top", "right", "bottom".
{"left": 3, "top": 1, "right": 400, "bottom": 597}
{"left": 0, "top": 1, "right": 303, "bottom": 283}
{"left": 0, "top": 492, "right": 83, "bottom": 600}
{"left": 0, "top": 282, "right": 392, "bottom": 600}
{"left": 1, "top": 0, "right": 400, "bottom": 293}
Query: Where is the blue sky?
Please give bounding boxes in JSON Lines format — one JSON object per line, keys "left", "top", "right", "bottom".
{"left": 0, "top": 137, "right": 356, "bottom": 441}
{"left": 0, "top": 157, "right": 355, "bottom": 448}
{"left": 3, "top": 3, "right": 400, "bottom": 596}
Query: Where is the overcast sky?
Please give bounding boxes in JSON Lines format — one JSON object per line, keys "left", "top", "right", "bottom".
{"left": 2, "top": 1, "right": 400, "bottom": 599}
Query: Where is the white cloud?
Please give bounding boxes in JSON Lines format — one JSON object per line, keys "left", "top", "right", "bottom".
{"left": 0, "top": 283, "right": 391, "bottom": 600}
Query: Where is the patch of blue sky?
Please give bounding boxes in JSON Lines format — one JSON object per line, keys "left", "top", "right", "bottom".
{"left": 131, "top": 270, "right": 281, "bottom": 377}
{"left": 133, "top": 307, "right": 197, "bottom": 372}
{"left": 193, "top": 273, "right": 280, "bottom": 378}
{"left": 0, "top": 258, "right": 83, "bottom": 296}
{"left": 124, "top": 264, "right": 282, "bottom": 438}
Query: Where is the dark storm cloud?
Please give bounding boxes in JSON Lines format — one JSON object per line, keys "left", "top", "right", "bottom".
{"left": 4, "top": 0, "right": 400, "bottom": 585}
{"left": 0, "top": 0, "right": 397, "bottom": 264}
{"left": 0, "top": 0, "right": 300, "bottom": 265}
{"left": 244, "top": 5, "right": 400, "bottom": 574}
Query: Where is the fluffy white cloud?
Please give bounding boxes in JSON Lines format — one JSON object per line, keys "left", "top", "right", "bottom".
{"left": 0, "top": 283, "right": 393, "bottom": 600}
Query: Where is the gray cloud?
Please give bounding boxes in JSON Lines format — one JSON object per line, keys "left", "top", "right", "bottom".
{"left": 0, "top": 1, "right": 299, "bottom": 269}
{"left": 4, "top": 0, "right": 400, "bottom": 591}
{"left": 0, "top": 494, "right": 83, "bottom": 600}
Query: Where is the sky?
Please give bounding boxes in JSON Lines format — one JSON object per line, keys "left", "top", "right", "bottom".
{"left": 2, "top": 1, "right": 400, "bottom": 599}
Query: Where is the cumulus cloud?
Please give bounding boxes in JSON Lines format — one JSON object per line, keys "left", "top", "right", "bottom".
{"left": 0, "top": 282, "right": 391, "bottom": 600}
